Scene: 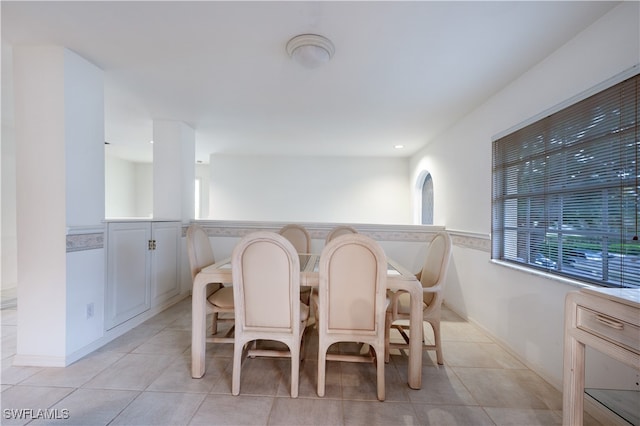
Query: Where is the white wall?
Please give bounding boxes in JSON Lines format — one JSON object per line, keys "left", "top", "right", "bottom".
{"left": 105, "top": 154, "right": 135, "bottom": 218}
{"left": 209, "top": 154, "right": 412, "bottom": 224}
{"left": 105, "top": 155, "right": 153, "bottom": 218}
{"left": 1, "top": 41, "right": 17, "bottom": 295}
{"left": 195, "top": 163, "right": 210, "bottom": 219}
{"left": 135, "top": 163, "right": 153, "bottom": 218}
{"left": 13, "top": 46, "right": 106, "bottom": 365}
{"left": 410, "top": 2, "right": 640, "bottom": 390}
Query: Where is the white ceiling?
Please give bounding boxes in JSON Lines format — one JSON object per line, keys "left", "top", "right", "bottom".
{"left": 2, "top": 1, "right": 618, "bottom": 163}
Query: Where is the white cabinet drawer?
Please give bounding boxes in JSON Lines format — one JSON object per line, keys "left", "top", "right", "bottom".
{"left": 577, "top": 305, "right": 640, "bottom": 353}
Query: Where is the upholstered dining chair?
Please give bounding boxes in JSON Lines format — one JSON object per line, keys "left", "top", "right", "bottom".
{"left": 186, "top": 224, "right": 234, "bottom": 343}
{"left": 278, "top": 224, "right": 311, "bottom": 253}
{"left": 278, "top": 224, "right": 312, "bottom": 304}
{"left": 325, "top": 225, "right": 358, "bottom": 244}
{"left": 385, "top": 231, "right": 452, "bottom": 364}
{"left": 316, "top": 234, "right": 388, "bottom": 401}
{"left": 231, "top": 231, "right": 309, "bottom": 398}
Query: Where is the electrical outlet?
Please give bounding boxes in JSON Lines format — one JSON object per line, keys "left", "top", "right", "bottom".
{"left": 86, "top": 303, "right": 94, "bottom": 319}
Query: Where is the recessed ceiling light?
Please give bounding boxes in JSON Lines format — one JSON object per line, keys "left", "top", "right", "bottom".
{"left": 394, "top": 144, "right": 404, "bottom": 149}
{"left": 149, "top": 140, "right": 154, "bottom": 144}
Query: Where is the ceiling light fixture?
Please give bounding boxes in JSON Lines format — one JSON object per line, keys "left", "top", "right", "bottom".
{"left": 286, "top": 34, "right": 334, "bottom": 69}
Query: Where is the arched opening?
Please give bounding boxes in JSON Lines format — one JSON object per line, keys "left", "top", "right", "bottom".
{"left": 421, "top": 173, "right": 434, "bottom": 225}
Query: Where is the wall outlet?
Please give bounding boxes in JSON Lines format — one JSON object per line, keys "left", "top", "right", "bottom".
{"left": 86, "top": 302, "right": 94, "bottom": 319}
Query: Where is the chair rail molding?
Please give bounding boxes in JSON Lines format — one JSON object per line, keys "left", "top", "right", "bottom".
{"left": 189, "top": 220, "right": 448, "bottom": 242}
{"left": 66, "top": 224, "right": 105, "bottom": 252}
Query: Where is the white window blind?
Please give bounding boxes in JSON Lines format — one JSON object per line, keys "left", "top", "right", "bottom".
{"left": 492, "top": 73, "right": 639, "bottom": 288}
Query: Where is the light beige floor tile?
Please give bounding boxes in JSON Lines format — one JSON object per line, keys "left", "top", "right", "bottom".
{"left": 453, "top": 367, "right": 562, "bottom": 410}
{"left": 132, "top": 329, "right": 191, "bottom": 356}
{"left": 110, "top": 391, "right": 205, "bottom": 425}
{"left": 202, "top": 339, "right": 235, "bottom": 359}
{"left": 189, "top": 394, "right": 274, "bottom": 425}
{"left": 21, "top": 351, "right": 124, "bottom": 388}
{"left": 413, "top": 403, "right": 495, "bottom": 425}
{"left": 96, "top": 325, "right": 162, "bottom": 353}
{"left": 212, "top": 357, "right": 283, "bottom": 396}
{"left": 440, "top": 321, "right": 494, "bottom": 343}
{"left": 0, "top": 385, "right": 74, "bottom": 426}
{"left": 139, "top": 299, "right": 191, "bottom": 328}
{"left": 82, "top": 353, "right": 176, "bottom": 391}
{"left": 28, "top": 388, "right": 139, "bottom": 426}
{"left": 269, "top": 397, "right": 343, "bottom": 425}
{"left": 340, "top": 360, "right": 409, "bottom": 402}
{"left": 0, "top": 297, "right": 577, "bottom": 426}
{"left": 147, "top": 353, "right": 230, "bottom": 393}
{"left": 1, "top": 356, "right": 43, "bottom": 385}
{"left": 294, "top": 359, "right": 342, "bottom": 399}
{"left": 483, "top": 407, "right": 562, "bottom": 425}
{"left": 441, "top": 341, "right": 525, "bottom": 369}
{"left": 343, "top": 400, "right": 417, "bottom": 425}
{"left": 406, "top": 366, "right": 477, "bottom": 405}
{"left": 278, "top": 359, "right": 317, "bottom": 398}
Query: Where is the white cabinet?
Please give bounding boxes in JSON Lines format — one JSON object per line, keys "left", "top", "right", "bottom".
{"left": 105, "top": 221, "right": 181, "bottom": 330}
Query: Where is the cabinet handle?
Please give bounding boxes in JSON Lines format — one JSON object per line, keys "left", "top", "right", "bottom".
{"left": 595, "top": 314, "right": 624, "bottom": 330}
{"left": 152, "top": 240, "right": 157, "bottom": 250}
{"left": 148, "top": 240, "right": 157, "bottom": 250}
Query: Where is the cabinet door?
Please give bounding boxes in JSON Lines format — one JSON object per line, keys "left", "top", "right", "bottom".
{"left": 150, "top": 221, "right": 181, "bottom": 306}
{"left": 105, "top": 222, "right": 152, "bottom": 330}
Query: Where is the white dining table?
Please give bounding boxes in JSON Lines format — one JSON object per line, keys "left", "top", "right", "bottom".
{"left": 191, "top": 254, "right": 425, "bottom": 389}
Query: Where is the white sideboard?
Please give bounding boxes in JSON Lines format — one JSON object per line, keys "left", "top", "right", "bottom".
{"left": 563, "top": 287, "right": 640, "bottom": 425}
{"left": 105, "top": 220, "right": 181, "bottom": 330}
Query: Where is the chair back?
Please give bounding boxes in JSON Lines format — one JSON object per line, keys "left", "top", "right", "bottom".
{"left": 419, "top": 232, "right": 452, "bottom": 305}
{"left": 186, "top": 224, "right": 216, "bottom": 282}
{"left": 232, "top": 232, "right": 301, "bottom": 334}
{"left": 318, "top": 234, "right": 387, "bottom": 336}
{"left": 325, "top": 225, "right": 358, "bottom": 244}
{"left": 278, "top": 224, "right": 311, "bottom": 254}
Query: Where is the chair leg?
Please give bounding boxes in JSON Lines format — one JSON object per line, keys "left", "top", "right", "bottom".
{"left": 430, "top": 319, "right": 444, "bottom": 365}
{"left": 290, "top": 345, "right": 300, "bottom": 398}
{"left": 231, "top": 339, "right": 244, "bottom": 395}
{"left": 317, "top": 344, "right": 327, "bottom": 397}
{"left": 375, "top": 345, "right": 386, "bottom": 401}
{"left": 384, "top": 313, "right": 392, "bottom": 363}
{"left": 211, "top": 312, "right": 219, "bottom": 335}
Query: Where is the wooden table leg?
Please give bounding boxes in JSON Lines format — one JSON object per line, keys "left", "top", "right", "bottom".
{"left": 191, "top": 276, "right": 208, "bottom": 378}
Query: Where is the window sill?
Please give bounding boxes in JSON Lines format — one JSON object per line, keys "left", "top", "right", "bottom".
{"left": 490, "top": 259, "right": 598, "bottom": 290}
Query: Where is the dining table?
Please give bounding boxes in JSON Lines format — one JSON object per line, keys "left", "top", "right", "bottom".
{"left": 191, "top": 253, "right": 425, "bottom": 389}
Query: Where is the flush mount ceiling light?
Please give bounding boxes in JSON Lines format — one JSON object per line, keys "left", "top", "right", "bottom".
{"left": 286, "top": 34, "right": 334, "bottom": 69}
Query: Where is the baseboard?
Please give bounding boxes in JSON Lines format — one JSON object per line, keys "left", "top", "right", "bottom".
{"left": 12, "top": 354, "right": 67, "bottom": 367}
{"left": 12, "top": 292, "right": 190, "bottom": 367}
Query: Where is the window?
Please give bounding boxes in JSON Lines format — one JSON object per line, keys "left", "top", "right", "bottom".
{"left": 421, "top": 173, "right": 434, "bottom": 225}
{"left": 492, "top": 72, "right": 639, "bottom": 288}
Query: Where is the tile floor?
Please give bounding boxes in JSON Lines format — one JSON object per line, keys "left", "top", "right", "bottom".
{"left": 1, "top": 297, "right": 602, "bottom": 425}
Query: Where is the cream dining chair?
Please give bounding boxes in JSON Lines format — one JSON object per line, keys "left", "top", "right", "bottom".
{"left": 316, "top": 234, "right": 388, "bottom": 401}
{"left": 278, "top": 224, "right": 311, "bottom": 253}
{"left": 186, "top": 224, "right": 234, "bottom": 342}
{"left": 278, "top": 224, "right": 312, "bottom": 304}
{"left": 385, "top": 231, "right": 452, "bottom": 364}
{"left": 325, "top": 225, "right": 358, "bottom": 244}
{"left": 231, "top": 231, "right": 309, "bottom": 398}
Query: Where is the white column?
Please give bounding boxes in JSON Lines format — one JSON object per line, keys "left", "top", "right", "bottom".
{"left": 152, "top": 120, "right": 195, "bottom": 221}
{"left": 13, "top": 46, "right": 104, "bottom": 366}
